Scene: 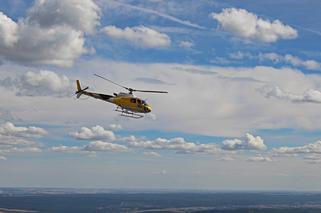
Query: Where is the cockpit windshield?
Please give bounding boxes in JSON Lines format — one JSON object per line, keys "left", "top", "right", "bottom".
{"left": 142, "top": 100, "right": 147, "bottom": 105}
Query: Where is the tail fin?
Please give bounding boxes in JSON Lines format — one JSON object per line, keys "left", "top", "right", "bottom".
{"left": 75, "top": 80, "right": 89, "bottom": 99}
{"left": 76, "top": 80, "right": 81, "bottom": 91}
{"left": 76, "top": 80, "right": 82, "bottom": 99}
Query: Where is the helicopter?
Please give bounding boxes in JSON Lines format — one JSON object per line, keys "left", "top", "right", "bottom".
{"left": 75, "top": 74, "right": 168, "bottom": 118}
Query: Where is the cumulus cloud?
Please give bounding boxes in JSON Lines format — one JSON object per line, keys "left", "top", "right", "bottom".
{"left": 284, "top": 55, "right": 320, "bottom": 70}
{"left": 211, "top": 8, "right": 297, "bottom": 43}
{"left": 51, "top": 141, "right": 128, "bottom": 153}
{"left": 0, "top": 0, "right": 100, "bottom": 66}
{"left": 0, "top": 122, "right": 46, "bottom": 158}
{"left": 260, "top": 85, "right": 321, "bottom": 104}
{"left": 179, "top": 40, "right": 194, "bottom": 48}
{"left": 103, "top": 25, "right": 171, "bottom": 48}
{"left": 1, "top": 70, "right": 73, "bottom": 97}
{"left": 0, "top": 122, "right": 47, "bottom": 138}
{"left": 84, "top": 141, "right": 128, "bottom": 152}
{"left": 229, "top": 51, "right": 320, "bottom": 71}
{"left": 222, "top": 133, "right": 266, "bottom": 151}
{"left": 273, "top": 141, "right": 321, "bottom": 164}
{"left": 0, "top": 12, "right": 18, "bottom": 48}
{"left": 274, "top": 141, "right": 321, "bottom": 155}
{"left": 27, "top": 0, "right": 100, "bottom": 34}
{"left": 247, "top": 155, "right": 272, "bottom": 162}
{"left": 124, "top": 136, "right": 219, "bottom": 154}
{"left": 70, "top": 125, "right": 116, "bottom": 141}
{"left": 259, "top": 53, "right": 321, "bottom": 70}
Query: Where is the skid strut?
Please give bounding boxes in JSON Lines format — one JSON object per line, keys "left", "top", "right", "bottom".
{"left": 115, "top": 107, "right": 144, "bottom": 119}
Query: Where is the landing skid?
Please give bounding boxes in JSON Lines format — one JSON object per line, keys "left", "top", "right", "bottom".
{"left": 115, "top": 107, "right": 144, "bottom": 119}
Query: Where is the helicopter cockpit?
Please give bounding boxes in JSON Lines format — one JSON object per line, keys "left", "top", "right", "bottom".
{"left": 130, "top": 98, "right": 148, "bottom": 105}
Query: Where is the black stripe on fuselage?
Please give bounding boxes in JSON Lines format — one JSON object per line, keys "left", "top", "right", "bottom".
{"left": 83, "top": 91, "right": 113, "bottom": 101}
{"left": 99, "top": 93, "right": 113, "bottom": 100}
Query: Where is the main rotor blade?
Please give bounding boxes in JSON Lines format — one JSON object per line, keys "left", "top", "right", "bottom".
{"left": 133, "top": 89, "right": 168, "bottom": 93}
{"left": 94, "top": 74, "right": 168, "bottom": 94}
{"left": 94, "top": 74, "right": 130, "bottom": 91}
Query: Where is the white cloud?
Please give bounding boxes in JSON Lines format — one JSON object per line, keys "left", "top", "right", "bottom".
{"left": 273, "top": 141, "right": 321, "bottom": 164}
{"left": 284, "top": 54, "right": 320, "bottom": 70}
{"left": 179, "top": 40, "right": 194, "bottom": 48}
{"left": 222, "top": 133, "right": 266, "bottom": 151}
{"left": 27, "top": 0, "right": 100, "bottom": 34}
{"left": 51, "top": 141, "right": 128, "bottom": 153}
{"left": 19, "top": 70, "right": 72, "bottom": 96}
{"left": 70, "top": 125, "right": 116, "bottom": 141}
{"left": 124, "top": 136, "right": 219, "bottom": 154}
{"left": 0, "top": 122, "right": 47, "bottom": 138}
{"left": 260, "top": 85, "right": 321, "bottom": 104}
{"left": 258, "top": 52, "right": 280, "bottom": 62}
{"left": 222, "top": 139, "right": 243, "bottom": 150}
{"left": 1, "top": 70, "right": 73, "bottom": 97}
{"left": 247, "top": 155, "right": 272, "bottom": 162}
{"left": 259, "top": 53, "right": 321, "bottom": 70}
{"left": 6, "top": 147, "right": 42, "bottom": 153}
{"left": 0, "top": 0, "right": 100, "bottom": 66}
{"left": 103, "top": 25, "right": 171, "bottom": 48}
{"left": 274, "top": 141, "right": 321, "bottom": 155}
{"left": 211, "top": 8, "right": 297, "bottom": 43}
{"left": 5, "top": 60, "right": 321, "bottom": 137}
{"left": 229, "top": 51, "right": 254, "bottom": 60}
{"left": 210, "top": 57, "right": 231, "bottom": 65}
{"left": 0, "top": 12, "right": 18, "bottom": 48}
{"left": 229, "top": 51, "right": 321, "bottom": 71}
{"left": 0, "top": 122, "right": 45, "bottom": 158}
{"left": 83, "top": 141, "right": 128, "bottom": 152}
{"left": 0, "top": 156, "right": 7, "bottom": 160}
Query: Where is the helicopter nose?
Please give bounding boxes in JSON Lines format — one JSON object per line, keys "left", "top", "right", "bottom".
{"left": 145, "top": 105, "right": 152, "bottom": 113}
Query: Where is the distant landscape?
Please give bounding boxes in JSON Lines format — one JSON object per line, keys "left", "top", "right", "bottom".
{"left": 1, "top": 188, "right": 321, "bottom": 213}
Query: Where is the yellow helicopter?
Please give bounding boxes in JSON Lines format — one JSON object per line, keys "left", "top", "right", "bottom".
{"left": 75, "top": 74, "right": 168, "bottom": 118}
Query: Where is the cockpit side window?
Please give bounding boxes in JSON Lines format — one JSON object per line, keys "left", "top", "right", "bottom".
{"left": 130, "top": 98, "right": 136, "bottom": 103}
{"left": 137, "top": 99, "right": 141, "bottom": 104}
{"left": 142, "top": 100, "right": 146, "bottom": 105}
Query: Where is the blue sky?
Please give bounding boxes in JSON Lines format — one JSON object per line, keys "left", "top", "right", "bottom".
{"left": 1, "top": 0, "right": 321, "bottom": 191}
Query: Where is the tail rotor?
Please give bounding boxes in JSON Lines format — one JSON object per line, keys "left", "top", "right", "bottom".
{"left": 75, "top": 80, "right": 89, "bottom": 99}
